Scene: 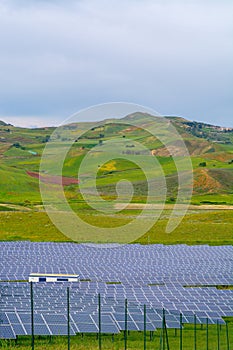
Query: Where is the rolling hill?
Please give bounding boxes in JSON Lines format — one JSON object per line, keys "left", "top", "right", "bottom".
{"left": 0, "top": 114, "right": 232, "bottom": 208}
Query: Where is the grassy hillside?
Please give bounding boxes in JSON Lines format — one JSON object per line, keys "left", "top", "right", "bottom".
{"left": 1, "top": 114, "right": 232, "bottom": 207}
{"left": 0, "top": 114, "right": 232, "bottom": 244}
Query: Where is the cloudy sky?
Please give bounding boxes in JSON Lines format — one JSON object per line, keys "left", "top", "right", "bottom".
{"left": 0, "top": 0, "right": 232, "bottom": 127}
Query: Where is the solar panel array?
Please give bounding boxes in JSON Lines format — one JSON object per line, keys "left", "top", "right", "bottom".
{"left": 1, "top": 242, "right": 232, "bottom": 339}
{"left": 1, "top": 242, "right": 232, "bottom": 285}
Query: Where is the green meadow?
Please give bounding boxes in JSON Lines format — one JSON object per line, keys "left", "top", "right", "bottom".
{"left": 0, "top": 209, "right": 232, "bottom": 245}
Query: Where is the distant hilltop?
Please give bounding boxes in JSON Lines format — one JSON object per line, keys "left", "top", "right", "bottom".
{"left": 0, "top": 114, "right": 233, "bottom": 146}
{"left": 0, "top": 116, "right": 232, "bottom": 131}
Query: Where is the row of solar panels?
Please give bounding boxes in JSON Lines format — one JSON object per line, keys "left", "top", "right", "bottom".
{"left": 1, "top": 269, "right": 232, "bottom": 281}
{"left": 2, "top": 292, "right": 230, "bottom": 315}
{"left": 1, "top": 280, "right": 232, "bottom": 292}
{"left": 1, "top": 241, "right": 231, "bottom": 252}
{"left": 0, "top": 307, "right": 226, "bottom": 340}
{"left": 1, "top": 282, "right": 232, "bottom": 318}
{"left": 2, "top": 299, "right": 232, "bottom": 318}
{"left": 1, "top": 289, "right": 232, "bottom": 337}
{"left": 1, "top": 243, "right": 232, "bottom": 286}
{"left": 2, "top": 280, "right": 232, "bottom": 295}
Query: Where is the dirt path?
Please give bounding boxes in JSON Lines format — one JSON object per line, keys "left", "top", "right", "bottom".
{"left": 115, "top": 203, "right": 233, "bottom": 210}
{"left": 0, "top": 203, "right": 32, "bottom": 211}
{"left": 1, "top": 202, "right": 233, "bottom": 212}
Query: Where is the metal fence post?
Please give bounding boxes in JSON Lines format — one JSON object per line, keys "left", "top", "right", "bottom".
{"left": 163, "top": 309, "right": 165, "bottom": 350}
{"left": 144, "top": 304, "right": 146, "bottom": 350}
{"left": 217, "top": 320, "right": 220, "bottom": 350}
{"left": 98, "top": 293, "right": 102, "bottom": 350}
{"left": 194, "top": 314, "right": 196, "bottom": 350}
{"left": 30, "top": 282, "right": 34, "bottom": 350}
{"left": 206, "top": 318, "right": 208, "bottom": 350}
{"left": 226, "top": 321, "right": 229, "bottom": 350}
{"left": 67, "top": 287, "right": 70, "bottom": 350}
{"left": 164, "top": 311, "right": 170, "bottom": 350}
{"left": 124, "top": 298, "right": 128, "bottom": 350}
{"left": 180, "top": 313, "right": 182, "bottom": 350}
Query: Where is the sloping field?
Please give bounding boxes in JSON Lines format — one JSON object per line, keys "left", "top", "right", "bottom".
{"left": 0, "top": 115, "right": 232, "bottom": 207}
{"left": 193, "top": 168, "right": 233, "bottom": 194}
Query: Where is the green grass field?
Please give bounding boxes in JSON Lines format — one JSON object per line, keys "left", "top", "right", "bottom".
{"left": 0, "top": 209, "right": 232, "bottom": 245}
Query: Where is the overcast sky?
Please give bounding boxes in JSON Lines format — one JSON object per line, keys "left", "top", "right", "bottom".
{"left": 0, "top": 0, "right": 232, "bottom": 127}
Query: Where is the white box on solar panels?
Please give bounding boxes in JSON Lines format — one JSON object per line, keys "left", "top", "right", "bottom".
{"left": 29, "top": 273, "right": 79, "bottom": 282}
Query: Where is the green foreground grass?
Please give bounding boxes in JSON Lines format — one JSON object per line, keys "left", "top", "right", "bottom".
{"left": 0, "top": 320, "right": 232, "bottom": 349}
{"left": 0, "top": 209, "right": 232, "bottom": 245}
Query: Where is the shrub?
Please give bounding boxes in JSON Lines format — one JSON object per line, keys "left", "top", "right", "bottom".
{"left": 199, "top": 162, "right": 206, "bottom": 167}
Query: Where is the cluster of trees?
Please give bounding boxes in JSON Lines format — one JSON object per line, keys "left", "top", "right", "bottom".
{"left": 12, "top": 142, "right": 25, "bottom": 150}
{"left": 185, "top": 122, "right": 233, "bottom": 144}
{"left": 199, "top": 162, "right": 206, "bottom": 167}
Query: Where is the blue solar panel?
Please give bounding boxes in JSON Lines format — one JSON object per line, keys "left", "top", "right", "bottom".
{"left": 34, "top": 324, "right": 51, "bottom": 336}
{"left": 0, "top": 325, "right": 16, "bottom": 339}
{"left": 166, "top": 321, "right": 180, "bottom": 328}
{"left": 71, "top": 313, "right": 93, "bottom": 324}
{"left": 11, "top": 324, "right": 26, "bottom": 335}
{"left": 43, "top": 314, "right": 66, "bottom": 324}
{"left": 5, "top": 312, "right": 20, "bottom": 324}
{"left": 76, "top": 323, "right": 98, "bottom": 333}
{"left": 1, "top": 242, "right": 232, "bottom": 339}
{"left": 116, "top": 320, "right": 138, "bottom": 331}
{"left": 0, "top": 313, "right": 9, "bottom": 324}
{"left": 48, "top": 324, "right": 75, "bottom": 336}
{"left": 101, "top": 324, "right": 120, "bottom": 334}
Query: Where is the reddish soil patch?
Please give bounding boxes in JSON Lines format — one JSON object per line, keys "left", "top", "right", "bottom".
{"left": 27, "top": 171, "right": 79, "bottom": 186}
{"left": 193, "top": 169, "right": 222, "bottom": 194}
